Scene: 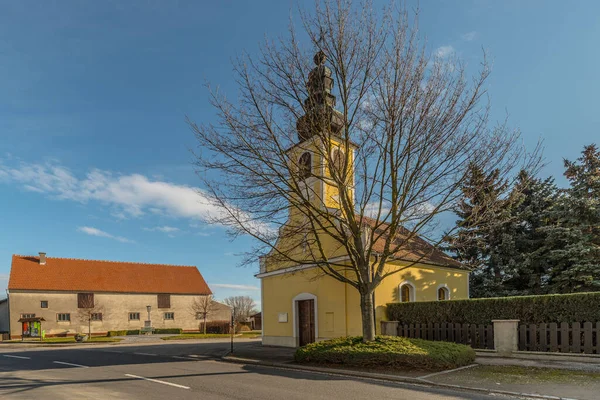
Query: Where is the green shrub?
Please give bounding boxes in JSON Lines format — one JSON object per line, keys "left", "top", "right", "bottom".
{"left": 154, "top": 328, "right": 182, "bottom": 334}
{"left": 126, "top": 329, "right": 140, "bottom": 335}
{"left": 107, "top": 330, "right": 128, "bottom": 337}
{"left": 387, "top": 292, "right": 600, "bottom": 325}
{"left": 295, "top": 336, "right": 475, "bottom": 371}
{"left": 202, "top": 321, "right": 231, "bottom": 334}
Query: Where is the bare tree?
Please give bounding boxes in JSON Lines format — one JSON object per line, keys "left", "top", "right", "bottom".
{"left": 190, "top": 295, "right": 216, "bottom": 334}
{"left": 77, "top": 295, "right": 105, "bottom": 338}
{"left": 190, "top": 0, "right": 541, "bottom": 341}
{"left": 223, "top": 296, "right": 257, "bottom": 325}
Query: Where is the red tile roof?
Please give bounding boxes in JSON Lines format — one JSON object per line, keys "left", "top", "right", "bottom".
{"left": 360, "top": 217, "right": 464, "bottom": 269}
{"left": 8, "top": 255, "right": 212, "bottom": 295}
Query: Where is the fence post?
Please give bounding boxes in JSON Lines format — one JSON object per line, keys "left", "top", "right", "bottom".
{"left": 380, "top": 321, "right": 399, "bottom": 336}
{"left": 492, "top": 319, "right": 520, "bottom": 356}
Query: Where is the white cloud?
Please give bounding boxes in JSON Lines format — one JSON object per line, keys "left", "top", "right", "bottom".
{"left": 364, "top": 201, "right": 391, "bottom": 219}
{"left": 461, "top": 31, "right": 477, "bottom": 41}
{"left": 77, "top": 226, "right": 134, "bottom": 243}
{"left": 143, "top": 226, "right": 180, "bottom": 233}
{"left": 0, "top": 159, "right": 272, "bottom": 235}
{"left": 0, "top": 274, "right": 9, "bottom": 281}
{"left": 434, "top": 45, "right": 455, "bottom": 59}
{"left": 211, "top": 283, "right": 260, "bottom": 291}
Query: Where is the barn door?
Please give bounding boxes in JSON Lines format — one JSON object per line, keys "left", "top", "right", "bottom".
{"left": 297, "top": 299, "right": 315, "bottom": 346}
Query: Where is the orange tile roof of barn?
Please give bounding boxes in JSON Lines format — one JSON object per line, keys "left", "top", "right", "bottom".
{"left": 8, "top": 255, "right": 212, "bottom": 295}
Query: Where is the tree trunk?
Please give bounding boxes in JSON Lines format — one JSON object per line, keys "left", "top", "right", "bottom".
{"left": 88, "top": 316, "right": 91, "bottom": 337}
{"left": 360, "top": 291, "right": 376, "bottom": 342}
{"left": 203, "top": 315, "right": 207, "bottom": 335}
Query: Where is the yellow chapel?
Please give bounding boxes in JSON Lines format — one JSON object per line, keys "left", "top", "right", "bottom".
{"left": 256, "top": 50, "right": 470, "bottom": 348}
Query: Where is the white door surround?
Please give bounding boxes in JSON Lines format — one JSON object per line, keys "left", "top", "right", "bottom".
{"left": 292, "top": 292, "right": 318, "bottom": 346}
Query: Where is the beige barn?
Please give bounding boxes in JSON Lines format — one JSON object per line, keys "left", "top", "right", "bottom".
{"left": 3, "top": 253, "right": 231, "bottom": 339}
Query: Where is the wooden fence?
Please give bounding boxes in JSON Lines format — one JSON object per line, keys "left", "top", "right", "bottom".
{"left": 381, "top": 321, "right": 494, "bottom": 349}
{"left": 519, "top": 322, "right": 599, "bottom": 354}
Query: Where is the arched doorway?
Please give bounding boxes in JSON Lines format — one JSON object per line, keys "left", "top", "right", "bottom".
{"left": 292, "top": 293, "right": 317, "bottom": 346}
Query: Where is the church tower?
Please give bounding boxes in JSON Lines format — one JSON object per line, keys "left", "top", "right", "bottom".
{"left": 288, "top": 50, "right": 356, "bottom": 221}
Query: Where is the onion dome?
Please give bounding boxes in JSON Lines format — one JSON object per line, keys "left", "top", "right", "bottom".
{"left": 297, "top": 50, "right": 344, "bottom": 142}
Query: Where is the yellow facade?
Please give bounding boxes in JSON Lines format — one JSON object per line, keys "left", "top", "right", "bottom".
{"left": 259, "top": 261, "right": 469, "bottom": 347}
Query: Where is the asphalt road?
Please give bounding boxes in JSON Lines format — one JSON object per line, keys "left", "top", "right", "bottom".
{"left": 0, "top": 339, "right": 514, "bottom": 399}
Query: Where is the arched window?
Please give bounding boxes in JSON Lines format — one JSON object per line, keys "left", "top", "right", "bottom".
{"left": 331, "top": 148, "right": 344, "bottom": 175}
{"left": 399, "top": 282, "right": 415, "bottom": 303}
{"left": 299, "top": 152, "right": 312, "bottom": 179}
{"left": 437, "top": 285, "right": 450, "bottom": 301}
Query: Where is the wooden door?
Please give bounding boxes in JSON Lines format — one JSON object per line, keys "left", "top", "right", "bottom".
{"left": 297, "top": 299, "right": 315, "bottom": 346}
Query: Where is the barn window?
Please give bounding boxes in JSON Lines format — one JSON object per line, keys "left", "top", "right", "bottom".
{"left": 157, "top": 294, "right": 171, "bottom": 309}
{"left": 129, "top": 312, "right": 140, "bottom": 321}
{"left": 77, "top": 293, "right": 94, "bottom": 308}
{"left": 57, "top": 313, "right": 71, "bottom": 322}
{"left": 298, "top": 152, "right": 312, "bottom": 179}
{"left": 91, "top": 313, "right": 103, "bottom": 321}
{"left": 164, "top": 312, "right": 175, "bottom": 320}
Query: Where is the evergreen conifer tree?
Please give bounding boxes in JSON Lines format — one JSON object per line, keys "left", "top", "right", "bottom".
{"left": 446, "top": 163, "right": 511, "bottom": 297}
{"left": 502, "top": 171, "right": 559, "bottom": 294}
{"left": 545, "top": 144, "right": 600, "bottom": 292}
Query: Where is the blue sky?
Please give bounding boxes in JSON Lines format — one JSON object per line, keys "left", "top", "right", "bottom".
{"left": 1, "top": 1, "right": 599, "bottom": 304}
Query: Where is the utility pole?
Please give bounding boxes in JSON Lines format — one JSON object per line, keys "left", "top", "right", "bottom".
{"left": 230, "top": 306, "right": 235, "bottom": 354}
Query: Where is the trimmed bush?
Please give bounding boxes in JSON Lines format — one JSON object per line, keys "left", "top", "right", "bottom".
{"left": 126, "top": 329, "right": 140, "bottom": 335}
{"left": 154, "top": 328, "right": 183, "bottom": 334}
{"left": 202, "top": 320, "right": 231, "bottom": 334}
{"left": 387, "top": 292, "right": 600, "bottom": 325}
{"left": 295, "top": 336, "right": 475, "bottom": 371}
{"left": 107, "top": 330, "right": 128, "bottom": 337}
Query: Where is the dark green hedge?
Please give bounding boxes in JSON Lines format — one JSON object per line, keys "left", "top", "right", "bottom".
{"left": 106, "top": 329, "right": 140, "bottom": 337}
{"left": 154, "top": 328, "right": 182, "bottom": 334}
{"left": 387, "top": 292, "right": 600, "bottom": 325}
{"left": 294, "top": 336, "right": 475, "bottom": 371}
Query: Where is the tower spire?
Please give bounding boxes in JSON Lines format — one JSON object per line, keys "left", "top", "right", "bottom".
{"left": 296, "top": 48, "right": 343, "bottom": 142}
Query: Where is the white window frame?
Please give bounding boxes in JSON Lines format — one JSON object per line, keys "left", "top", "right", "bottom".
{"left": 437, "top": 284, "right": 451, "bottom": 301}
{"left": 57, "top": 313, "right": 71, "bottom": 322}
{"left": 164, "top": 312, "right": 175, "bottom": 320}
{"left": 398, "top": 281, "right": 416, "bottom": 303}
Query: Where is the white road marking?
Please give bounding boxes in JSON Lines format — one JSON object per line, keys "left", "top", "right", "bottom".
{"left": 419, "top": 364, "right": 479, "bottom": 379}
{"left": 125, "top": 374, "right": 190, "bottom": 390}
{"left": 133, "top": 352, "right": 157, "bottom": 356}
{"left": 53, "top": 361, "right": 89, "bottom": 368}
{"left": 3, "top": 354, "right": 31, "bottom": 359}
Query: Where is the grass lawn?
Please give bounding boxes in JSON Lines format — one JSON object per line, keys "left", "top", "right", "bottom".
{"left": 160, "top": 333, "right": 231, "bottom": 340}
{"left": 442, "top": 365, "right": 600, "bottom": 385}
{"left": 4, "top": 337, "right": 123, "bottom": 344}
{"left": 240, "top": 331, "right": 261, "bottom": 338}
